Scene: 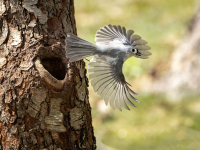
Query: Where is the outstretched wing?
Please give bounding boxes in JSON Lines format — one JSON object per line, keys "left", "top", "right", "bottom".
{"left": 88, "top": 56, "right": 140, "bottom": 111}
{"left": 95, "top": 24, "right": 129, "bottom": 45}
{"left": 95, "top": 25, "right": 151, "bottom": 59}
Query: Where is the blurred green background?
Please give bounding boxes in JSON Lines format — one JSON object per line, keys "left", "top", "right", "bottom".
{"left": 74, "top": 0, "right": 200, "bottom": 150}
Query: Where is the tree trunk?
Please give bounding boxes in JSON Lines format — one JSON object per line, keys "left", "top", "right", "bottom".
{"left": 152, "top": 5, "right": 200, "bottom": 100}
{"left": 0, "top": 0, "right": 96, "bottom": 149}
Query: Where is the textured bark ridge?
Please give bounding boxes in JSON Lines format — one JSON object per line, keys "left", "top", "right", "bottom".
{"left": 0, "top": 0, "right": 96, "bottom": 149}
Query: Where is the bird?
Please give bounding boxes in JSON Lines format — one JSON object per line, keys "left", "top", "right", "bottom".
{"left": 65, "top": 24, "right": 151, "bottom": 111}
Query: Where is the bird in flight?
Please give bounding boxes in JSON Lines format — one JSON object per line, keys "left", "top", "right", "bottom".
{"left": 65, "top": 25, "right": 151, "bottom": 111}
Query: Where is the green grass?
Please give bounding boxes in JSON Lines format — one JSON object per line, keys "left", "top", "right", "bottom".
{"left": 92, "top": 95, "right": 200, "bottom": 150}
{"left": 74, "top": 0, "right": 199, "bottom": 149}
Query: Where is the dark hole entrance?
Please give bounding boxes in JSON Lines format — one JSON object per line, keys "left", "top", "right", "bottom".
{"left": 41, "top": 58, "right": 66, "bottom": 80}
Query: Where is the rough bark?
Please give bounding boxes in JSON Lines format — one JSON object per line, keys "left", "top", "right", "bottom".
{"left": 152, "top": 5, "right": 200, "bottom": 100}
{"left": 0, "top": 0, "right": 96, "bottom": 149}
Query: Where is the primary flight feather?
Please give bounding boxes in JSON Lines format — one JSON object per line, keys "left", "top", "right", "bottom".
{"left": 65, "top": 24, "right": 151, "bottom": 111}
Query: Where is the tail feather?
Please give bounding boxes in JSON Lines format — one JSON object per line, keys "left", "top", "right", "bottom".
{"left": 67, "top": 53, "right": 92, "bottom": 59}
{"left": 70, "top": 54, "right": 92, "bottom": 62}
{"left": 65, "top": 33, "right": 96, "bottom": 62}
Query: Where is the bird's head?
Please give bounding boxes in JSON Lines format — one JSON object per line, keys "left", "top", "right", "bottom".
{"left": 130, "top": 47, "right": 141, "bottom": 57}
{"left": 126, "top": 44, "right": 151, "bottom": 59}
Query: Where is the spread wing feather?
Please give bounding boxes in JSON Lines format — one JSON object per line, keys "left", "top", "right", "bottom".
{"left": 126, "top": 30, "right": 134, "bottom": 41}
{"left": 132, "top": 39, "right": 148, "bottom": 45}
{"left": 139, "top": 50, "right": 152, "bottom": 56}
{"left": 130, "top": 35, "right": 141, "bottom": 43}
{"left": 95, "top": 25, "right": 151, "bottom": 59}
{"left": 135, "top": 45, "right": 151, "bottom": 50}
{"left": 95, "top": 25, "right": 129, "bottom": 44}
{"left": 88, "top": 56, "right": 140, "bottom": 111}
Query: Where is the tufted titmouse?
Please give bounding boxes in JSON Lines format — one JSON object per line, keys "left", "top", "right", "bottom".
{"left": 65, "top": 25, "right": 151, "bottom": 111}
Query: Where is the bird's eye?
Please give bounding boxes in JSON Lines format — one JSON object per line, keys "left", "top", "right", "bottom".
{"left": 132, "top": 48, "right": 137, "bottom": 53}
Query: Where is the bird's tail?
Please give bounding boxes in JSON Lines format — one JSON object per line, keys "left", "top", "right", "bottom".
{"left": 65, "top": 33, "right": 97, "bottom": 62}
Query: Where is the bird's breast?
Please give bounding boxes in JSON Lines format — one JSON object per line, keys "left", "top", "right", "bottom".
{"left": 96, "top": 43, "right": 127, "bottom": 56}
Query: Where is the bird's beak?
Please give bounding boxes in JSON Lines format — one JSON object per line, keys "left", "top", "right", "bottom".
{"left": 136, "top": 51, "right": 141, "bottom": 56}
